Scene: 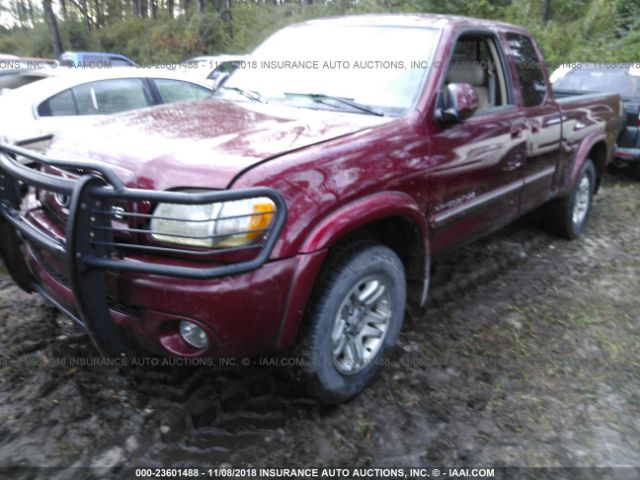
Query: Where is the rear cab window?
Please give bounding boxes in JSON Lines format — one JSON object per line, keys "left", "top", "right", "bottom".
{"left": 506, "top": 32, "right": 547, "bottom": 107}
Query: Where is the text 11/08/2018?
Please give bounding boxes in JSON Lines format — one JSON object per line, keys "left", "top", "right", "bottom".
{"left": 134, "top": 467, "right": 497, "bottom": 478}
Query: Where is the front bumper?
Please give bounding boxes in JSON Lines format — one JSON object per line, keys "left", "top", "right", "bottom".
{"left": 0, "top": 139, "right": 288, "bottom": 357}
{"left": 24, "top": 241, "right": 301, "bottom": 357}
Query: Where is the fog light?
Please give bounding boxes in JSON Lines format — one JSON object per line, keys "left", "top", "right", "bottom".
{"left": 179, "top": 321, "right": 209, "bottom": 349}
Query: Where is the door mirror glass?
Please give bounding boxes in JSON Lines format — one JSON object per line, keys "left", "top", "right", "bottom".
{"left": 436, "top": 82, "right": 479, "bottom": 124}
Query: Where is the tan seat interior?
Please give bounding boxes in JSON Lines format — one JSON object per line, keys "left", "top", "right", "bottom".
{"left": 446, "top": 62, "right": 490, "bottom": 109}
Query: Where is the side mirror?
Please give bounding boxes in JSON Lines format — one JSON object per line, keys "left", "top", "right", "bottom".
{"left": 213, "top": 72, "right": 230, "bottom": 90}
{"left": 436, "top": 83, "right": 479, "bottom": 124}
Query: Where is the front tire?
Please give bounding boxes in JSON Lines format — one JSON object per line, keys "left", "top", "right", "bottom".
{"left": 300, "top": 242, "right": 406, "bottom": 404}
{"left": 543, "top": 159, "right": 596, "bottom": 239}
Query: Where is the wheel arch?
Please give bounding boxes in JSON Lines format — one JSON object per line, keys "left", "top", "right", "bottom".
{"left": 565, "top": 134, "right": 609, "bottom": 195}
{"left": 300, "top": 191, "right": 430, "bottom": 308}
{"left": 277, "top": 192, "right": 430, "bottom": 349}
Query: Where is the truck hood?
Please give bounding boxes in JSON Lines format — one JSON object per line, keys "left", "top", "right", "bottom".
{"left": 47, "top": 99, "right": 392, "bottom": 190}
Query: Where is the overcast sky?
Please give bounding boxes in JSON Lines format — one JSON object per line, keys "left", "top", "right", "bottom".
{"left": 0, "top": 0, "right": 14, "bottom": 28}
{"left": 1, "top": 0, "right": 60, "bottom": 28}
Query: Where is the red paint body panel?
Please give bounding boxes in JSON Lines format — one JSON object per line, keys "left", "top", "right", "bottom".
{"left": 299, "top": 191, "right": 428, "bottom": 253}
{"left": 25, "top": 237, "right": 307, "bottom": 357}
{"left": 19, "top": 14, "right": 621, "bottom": 358}
{"left": 276, "top": 249, "right": 327, "bottom": 349}
{"left": 48, "top": 100, "right": 392, "bottom": 191}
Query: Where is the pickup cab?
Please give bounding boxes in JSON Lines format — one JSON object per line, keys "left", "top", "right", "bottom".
{"left": 0, "top": 15, "right": 621, "bottom": 403}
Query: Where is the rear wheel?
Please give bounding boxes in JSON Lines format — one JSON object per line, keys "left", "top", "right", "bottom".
{"left": 543, "top": 159, "right": 596, "bottom": 239}
{"left": 299, "top": 242, "right": 406, "bottom": 404}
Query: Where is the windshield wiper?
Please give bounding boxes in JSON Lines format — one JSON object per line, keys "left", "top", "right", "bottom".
{"left": 283, "top": 92, "right": 384, "bottom": 116}
{"left": 220, "top": 86, "right": 263, "bottom": 102}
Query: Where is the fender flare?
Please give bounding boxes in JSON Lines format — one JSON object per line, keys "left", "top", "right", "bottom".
{"left": 300, "top": 191, "right": 429, "bottom": 254}
{"left": 277, "top": 191, "right": 431, "bottom": 349}
{"left": 563, "top": 132, "right": 608, "bottom": 195}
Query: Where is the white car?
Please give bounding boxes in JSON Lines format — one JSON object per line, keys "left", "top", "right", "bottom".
{"left": 0, "top": 66, "right": 58, "bottom": 93}
{"left": 0, "top": 67, "right": 214, "bottom": 143}
{"left": 0, "top": 56, "right": 59, "bottom": 92}
{"left": 180, "top": 54, "right": 247, "bottom": 89}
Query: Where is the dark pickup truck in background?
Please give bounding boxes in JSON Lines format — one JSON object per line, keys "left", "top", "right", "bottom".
{"left": 552, "top": 63, "right": 640, "bottom": 169}
{"left": 0, "top": 14, "right": 621, "bottom": 403}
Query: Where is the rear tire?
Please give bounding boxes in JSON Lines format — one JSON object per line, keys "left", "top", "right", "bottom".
{"left": 543, "top": 159, "right": 596, "bottom": 240}
{"left": 299, "top": 242, "right": 406, "bottom": 404}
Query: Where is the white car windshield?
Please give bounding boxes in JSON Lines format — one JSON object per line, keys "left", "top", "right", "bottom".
{"left": 219, "top": 24, "right": 439, "bottom": 116}
{"left": 553, "top": 65, "right": 640, "bottom": 100}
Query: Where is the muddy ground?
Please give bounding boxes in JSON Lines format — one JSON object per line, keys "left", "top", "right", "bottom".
{"left": 0, "top": 169, "right": 639, "bottom": 479}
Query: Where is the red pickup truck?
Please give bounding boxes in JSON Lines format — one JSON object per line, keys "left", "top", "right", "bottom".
{"left": 0, "top": 15, "right": 621, "bottom": 403}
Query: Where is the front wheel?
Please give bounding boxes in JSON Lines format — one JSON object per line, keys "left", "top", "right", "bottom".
{"left": 543, "top": 159, "right": 596, "bottom": 239}
{"left": 299, "top": 242, "right": 406, "bottom": 404}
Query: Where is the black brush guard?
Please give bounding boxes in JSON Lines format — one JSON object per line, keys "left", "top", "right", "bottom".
{"left": 0, "top": 138, "right": 286, "bottom": 356}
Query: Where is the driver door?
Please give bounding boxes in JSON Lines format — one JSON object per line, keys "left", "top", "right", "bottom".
{"left": 428, "top": 32, "right": 528, "bottom": 253}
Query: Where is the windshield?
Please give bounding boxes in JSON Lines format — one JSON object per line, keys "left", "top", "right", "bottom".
{"left": 218, "top": 24, "right": 439, "bottom": 116}
{"left": 553, "top": 66, "right": 640, "bottom": 99}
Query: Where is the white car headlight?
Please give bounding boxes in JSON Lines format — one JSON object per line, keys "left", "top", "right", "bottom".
{"left": 150, "top": 196, "right": 275, "bottom": 248}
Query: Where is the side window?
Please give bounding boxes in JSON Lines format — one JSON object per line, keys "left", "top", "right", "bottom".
{"left": 37, "top": 89, "right": 77, "bottom": 117}
{"left": 217, "top": 61, "right": 240, "bottom": 74}
{"left": 154, "top": 79, "right": 212, "bottom": 103}
{"left": 110, "top": 58, "right": 133, "bottom": 67}
{"left": 207, "top": 61, "right": 241, "bottom": 80}
{"left": 506, "top": 33, "right": 546, "bottom": 107}
{"left": 83, "top": 55, "right": 110, "bottom": 68}
{"left": 71, "top": 78, "right": 151, "bottom": 115}
{"left": 444, "top": 35, "right": 510, "bottom": 112}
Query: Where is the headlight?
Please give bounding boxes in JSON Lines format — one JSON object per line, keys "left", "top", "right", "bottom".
{"left": 150, "top": 196, "right": 275, "bottom": 248}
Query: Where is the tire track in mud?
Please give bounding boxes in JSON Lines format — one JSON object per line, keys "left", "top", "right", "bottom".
{"left": 0, "top": 218, "right": 558, "bottom": 472}
{"left": 128, "top": 220, "right": 555, "bottom": 467}
{"left": 39, "top": 209, "right": 543, "bottom": 469}
{"left": 0, "top": 172, "right": 638, "bottom": 475}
